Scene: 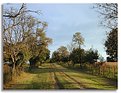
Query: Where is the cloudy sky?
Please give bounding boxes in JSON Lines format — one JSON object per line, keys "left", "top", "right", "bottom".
{"left": 4, "top": 4, "right": 109, "bottom": 59}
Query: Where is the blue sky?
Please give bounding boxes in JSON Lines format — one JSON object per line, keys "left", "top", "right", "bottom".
{"left": 4, "top": 4, "right": 109, "bottom": 59}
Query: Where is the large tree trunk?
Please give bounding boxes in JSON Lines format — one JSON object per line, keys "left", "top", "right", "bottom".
{"left": 12, "top": 63, "right": 16, "bottom": 80}
{"left": 11, "top": 55, "right": 16, "bottom": 80}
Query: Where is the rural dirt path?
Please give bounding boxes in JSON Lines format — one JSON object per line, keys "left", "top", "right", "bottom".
{"left": 5, "top": 63, "right": 117, "bottom": 90}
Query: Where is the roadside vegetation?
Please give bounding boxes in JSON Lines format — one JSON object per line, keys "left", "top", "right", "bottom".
{"left": 3, "top": 3, "right": 118, "bottom": 90}
{"left": 4, "top": 63, "right": 117, "bottom": 89}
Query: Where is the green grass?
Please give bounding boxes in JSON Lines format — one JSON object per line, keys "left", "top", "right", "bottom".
{"left": 58, "top": 62, "right": 118, "bottom": 80}
{"left": 4, "top": 63, "right": 117, "bottom": 90}
{"left": 54, "top": 63, "right": 117, "bottom": 90}
{"left": 55, "top": 71, "right": 81, "bottom": 89}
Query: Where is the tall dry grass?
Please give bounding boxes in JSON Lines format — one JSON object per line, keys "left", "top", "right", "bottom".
{"left": 81, "top": 62, "right": 118, "bottom": 79}
{"left": 59, "top": 61, "right": 118, "bottom": 80}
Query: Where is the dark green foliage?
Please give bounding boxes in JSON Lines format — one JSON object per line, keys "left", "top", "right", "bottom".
{"left": 105, "top": 28, "right": 118, "bottom": 62}
{"left": 16, "top": 52, "right": 24, "bottom": 66}
{"left": 84, "top": 48, "right": 99, "bottom": 64}
{"left": 69, "top": 48, "right": 99, "bottom": 66}
{"left": 61, "top": 56, "right": 69, "bottom": 63}
{"left": 29, "top": 48, "right": 50, "bottom": 68}
{"left": 29, "top": 56, "right": 39, "bottom": 68}
{"left": 51, "top": 46, "right": 69, "bottom": 63}
{"left": 70, "top": 48, "right": 85, "bottom": 66}
{"left": 57, "top": 46, "right": 69, "bottom": 63}
{"left": 51, "top": 51, "right": 60, "bottom": 62}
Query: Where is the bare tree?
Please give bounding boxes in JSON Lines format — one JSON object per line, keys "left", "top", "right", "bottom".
{"left": 94, "top": 3, "right": 118, "bottom": 29}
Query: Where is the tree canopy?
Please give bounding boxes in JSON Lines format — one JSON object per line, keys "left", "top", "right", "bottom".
{"left": 104, "top": 28, "right": 118, "bottom": 62}
{"left": 51, "top": 46, "right": 69, "bottom": 63}
{"left": 3, "top": 4, "right": 52, "bottom": 77}
{"left": 72, "top": 32, "right": 84, "bottom": 49}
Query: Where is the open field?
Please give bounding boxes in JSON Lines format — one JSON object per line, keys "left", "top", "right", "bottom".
{"left": 4, "top": 63, "right": 117, "bottom": 90}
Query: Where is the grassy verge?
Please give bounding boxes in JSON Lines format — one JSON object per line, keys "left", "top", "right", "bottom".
{"left": 4, "top": 63, "right": 55, "bottom": 89}
{"left": 56, "top": 63, "right": 117, "bottom": 90}
{"left": 4, "top": 63, "right": 118, "bottom": 90}
{"left": 58, "top": 62, "right": 117, "bottom": 80}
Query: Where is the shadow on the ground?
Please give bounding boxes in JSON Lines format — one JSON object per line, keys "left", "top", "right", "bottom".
{"left": 26, "top": 67, "right": 71, "bottom": 74}
{"left": 24, "top": 63, "right": 117, "bottom": 90}
{"left": 5, "top": 81, "right": 116, "bottom": 90}
{"left": 57, "top": 64, "right": 118, "bottom": 88}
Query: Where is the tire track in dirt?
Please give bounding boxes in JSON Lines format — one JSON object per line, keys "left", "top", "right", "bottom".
{"left": 48, "top": 70, "right": 55, "bottom": 88}
{"left": 50, "top": 63, "right": 64, "bottom": 89}
{"left": 52, "top": 63, "right": 86, "bottom": 89}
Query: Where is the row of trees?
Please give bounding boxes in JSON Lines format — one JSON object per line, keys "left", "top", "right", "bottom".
{"left": 51, "top": 32, "right": 99, "bottom": 66}
{"left": 3, "top": 4, "right": 52, "bottom": 78}
{"left": 51, "top": 3, "right": 118, "bottom": 65}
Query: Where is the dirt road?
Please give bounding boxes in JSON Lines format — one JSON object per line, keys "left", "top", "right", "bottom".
{"left": 5, "top": 63, "right": 117, "bottom": 90}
